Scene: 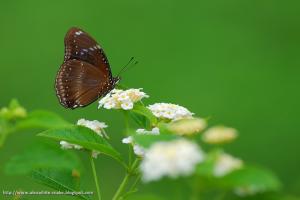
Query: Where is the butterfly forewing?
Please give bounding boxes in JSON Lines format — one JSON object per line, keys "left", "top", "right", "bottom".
{"left": 64, "top": 27, "right": 112, "bottom": 78}
{"left": 55, "top": 27, "right": 118, "bottom": 109}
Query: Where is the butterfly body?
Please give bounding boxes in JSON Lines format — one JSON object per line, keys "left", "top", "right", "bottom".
{"left": 55, "top": 27, "right": 120, "bottom": 109}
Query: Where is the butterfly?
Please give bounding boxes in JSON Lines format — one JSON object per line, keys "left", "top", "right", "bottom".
{"left": 55, "top": 27, "right": 120, "bottom": 109}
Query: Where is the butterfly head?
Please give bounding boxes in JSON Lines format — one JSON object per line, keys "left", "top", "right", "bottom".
{"left": 111, "top": 76, "right": 121, "bottom": 86}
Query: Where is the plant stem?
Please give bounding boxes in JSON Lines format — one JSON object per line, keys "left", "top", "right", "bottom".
{"left": 112, "top": 172, "right": 130, "bottom": 200}
{"left": 112, "top": 159, "right": 139, "bottom": 200}
{"left": 128, "top": 145, "right": 132, "bottom": 166}
{"left": 90, "top": 154, "right": 101, "bottom": 200}
{"left": 128, "top": 173, "right": 141, "bottom": 192}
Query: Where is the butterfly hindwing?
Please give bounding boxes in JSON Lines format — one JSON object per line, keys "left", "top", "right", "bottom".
{"left": 55, "top": 59, "right": 110, "bottom": 109}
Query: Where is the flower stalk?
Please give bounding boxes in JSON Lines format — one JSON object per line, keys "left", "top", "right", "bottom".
{"left": 90, "top": 153, "right": 101, "bottom": 200}
{"left": 112, "top": 159, "right": 139, "bottom": 200}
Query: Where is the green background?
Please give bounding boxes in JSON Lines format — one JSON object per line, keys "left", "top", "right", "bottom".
{"left": 0, "top": 0, "right": 299, "bottom": 199}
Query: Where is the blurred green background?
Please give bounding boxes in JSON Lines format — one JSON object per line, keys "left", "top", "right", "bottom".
{"left": 0, "top": 0, "right": 300, "bottom": 199}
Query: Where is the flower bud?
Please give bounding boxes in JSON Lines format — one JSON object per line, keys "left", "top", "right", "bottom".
{"left": 203, "top": 126, "right": 238, "bottom": 144}
{"left": 167, "top": 118, "right": 206, "bottom": 136}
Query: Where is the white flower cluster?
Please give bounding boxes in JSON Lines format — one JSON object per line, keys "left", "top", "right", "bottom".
{"left": 140, "top": 139, "right": 205, "bottom": 182}
{"left": 77, "top": 118, "right": 108, "bottom": 137}
{"left": 60, "top": 119, "right": 108, "bottom": 158}
{"left": 148, "top": 103, "right": 194, "bottom": 121}
{"left": 203, "top": 126, "right": 238, "bottom": 144}
{"left": 213, "top": 153, "right": 243, "bottom": 177}
{"left": 98, "top": 88, "right": 149, "bottom": 110}
{"left": 122, "top": 127, "right": 160, "bottom": 156}
{"left": 136, "top": 127, "right": 160, "bottom": 135}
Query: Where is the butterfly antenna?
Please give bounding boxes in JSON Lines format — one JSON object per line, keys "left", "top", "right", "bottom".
{"left": 124, "top": 61, "right": 138, "bottom": 74}
{"left": 117, "top": 57, "right": 138, "bottom": 76}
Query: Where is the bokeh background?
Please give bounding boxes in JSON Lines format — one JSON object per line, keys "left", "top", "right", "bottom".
{"left": 0, "top": 0, "right": 300, "bottom": 199}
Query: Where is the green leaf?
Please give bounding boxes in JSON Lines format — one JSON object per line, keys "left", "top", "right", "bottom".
{"left": 15, "top": 110, "right": 70, "bottom": 130}
{"left": 196, "top": 151, "right": 281, "bottom": 194}
{"left": 31, "top": 168, "right": 91, "bottom": 200}
{"left": 219, "top": 166, "right": 281, "bottom": 192}
{"left": 5, "top": 142, "right": 81, "bottom": 175}
{"left": 37, "top": 125, "right": 125, "bottom": 166}
{"left": 130, "top": 104, "right": 157, "bottom": 127}
{"left": 133, "top": 134, "right": 179, "bottom": 148}
{"left": 5, "top": 141, "right": 89, "bottom": 199}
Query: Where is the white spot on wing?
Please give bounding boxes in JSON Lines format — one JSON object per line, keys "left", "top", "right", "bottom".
{"left": 75, "top": 31, "right": 83, "bottom": 35}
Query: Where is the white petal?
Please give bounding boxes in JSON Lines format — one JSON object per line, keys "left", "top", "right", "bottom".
{"left": 122, "top": 136, "right": 133, "bottom": 144}
{"left": 133, "top": 145, "right": 145, "bottom": 156}
{"left": 92, "top": 150, "right": 101, "bottom": 158}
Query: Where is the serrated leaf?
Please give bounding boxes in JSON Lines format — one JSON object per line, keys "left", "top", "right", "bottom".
{"left": 15, "top": 110, "right": 70, "bottom": 130}
{"left": 31, "top": 168, "right": 91, "bottom": 200}
{"left": 130, "top": 104, "right": 157, "bottom": 127}
{"left": 133, "top": 134, "right": 179, "bottom": 148}
{"left": 219, "top": 166, "right": 281, "bottom": 192}
{"left": 37, "top": 125, "right": 125, "bottom": 166}
{"left": 5, "top": 142, "right": 81, "bottom": 175}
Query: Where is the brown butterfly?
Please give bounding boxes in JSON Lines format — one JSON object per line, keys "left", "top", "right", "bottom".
{"left": 55, "top": 27, "right": 120, "bottom": 109}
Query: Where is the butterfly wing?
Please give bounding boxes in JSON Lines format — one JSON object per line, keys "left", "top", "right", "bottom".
{"left": 55, "top": 59, "right": 112, "bottom": 109}
{"left": 55, "top": 27, "right": 118, "bottom": 109}
{"left": 64, "top": 27, "right": 112, "bottom": 79}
